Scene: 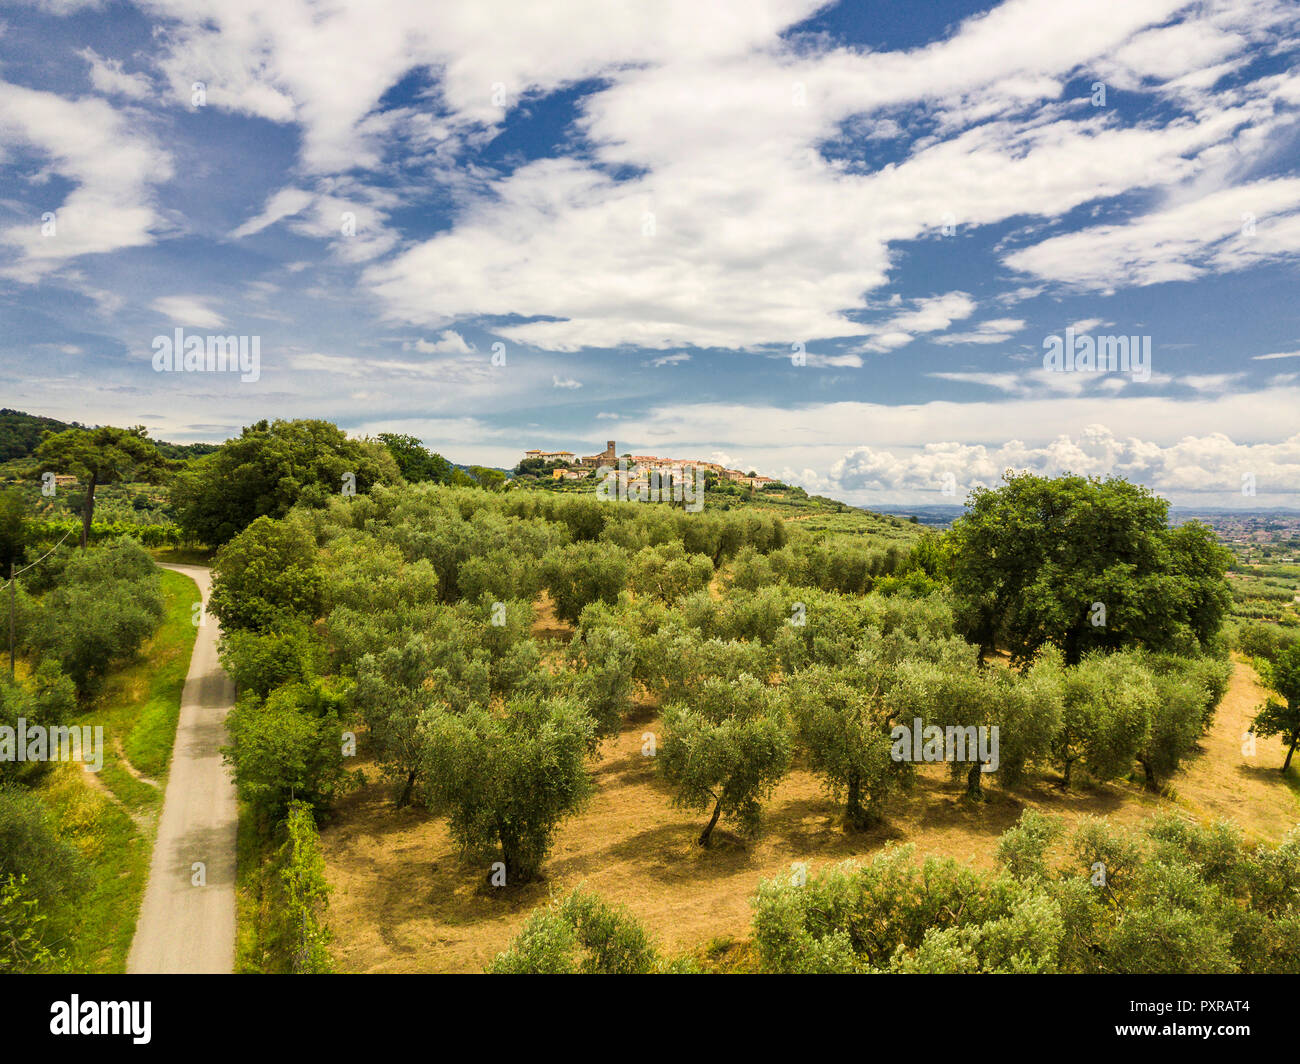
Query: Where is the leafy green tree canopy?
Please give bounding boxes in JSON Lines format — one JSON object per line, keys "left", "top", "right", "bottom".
{"left": 659, "top": 674, "right": 791, "bottom": 847}
{"left": 1251, "top": 641, "right": 1300, "bottom": 772}
{"left": 948, "top": 473, "right": 1232, "bottom": 665}
{"left": 172, "top": 418, "right": 400, "bottom": 546}
{"left": 210, "top": 516, "right": 325, "bottom": 633}
{"left": 0, "top": 487, "right": 31, "bottom": 574}
{"left": 377, "top": 433, "right": 453, "bottom": 485}
{"left": 33, "top": 425, "right": 167, "bottom": 548}
{"left": 419, "top": 696, "right": 593, "bottom": 883}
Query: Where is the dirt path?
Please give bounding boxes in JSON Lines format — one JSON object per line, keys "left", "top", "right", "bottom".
{"left": 78, "top": 761, "right": 151, "bottom": 831}
{"left": 114, "top": 736, "right": 161, "bottom": 789}
{"left": 1164, "top": 653, "right": 1300, "bottom": 841}
{"left": 126, "top": 563, "right": 238, "bottom": 974}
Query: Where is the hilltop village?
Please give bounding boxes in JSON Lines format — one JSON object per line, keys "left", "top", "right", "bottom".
{"left": 521, "top": 440, "right": 778, "bottom": 489}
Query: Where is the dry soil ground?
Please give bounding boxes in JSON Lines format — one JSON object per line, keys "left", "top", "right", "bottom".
{"left": 317, "top": 643, "right": 1299, "bottom": 973}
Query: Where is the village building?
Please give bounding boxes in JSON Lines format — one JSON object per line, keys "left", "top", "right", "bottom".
{"left": 577, "top": 440, "right": 619, "bottom": 468}
{"left": 523, "top": 440, "right": 775, "bottom": 490}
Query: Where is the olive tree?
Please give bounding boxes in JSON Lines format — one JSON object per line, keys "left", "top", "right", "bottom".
{"left": 628, "top": 541, "right": 713, "bottom": 604}
{"left": 1136, "top": 669, "right": 1212, "bottom": 789}
{"left": 659, "top": 675, "right": 791, "bottom": 847}
{"left": 351, "top": 635, "right": 439, "bottom": 807}
{"left": 542, "top": 541, "right": 629, "bottom": 625}
{"left": 1251, "top": 641, "right": 1300, "bottom": 772}
{"left": 787, "top": 665, "right": 898, "bottom": 828}
{"left": 567, "top": 622, "right": 637, "bottom": 744}
{"left": 1050, "top": 653, "right": 1154, "bottom": 787}
{"left": 419, "top": 696, "right": 593, "bottom": 882}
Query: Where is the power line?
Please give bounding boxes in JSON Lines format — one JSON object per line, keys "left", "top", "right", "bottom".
{"left": 13, "top": 526, "right": 74, "bottom": 578}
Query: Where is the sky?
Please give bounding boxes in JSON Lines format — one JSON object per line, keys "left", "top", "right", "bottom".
{"left": 1, "top": 0, "right": 1299, "bottom": 507}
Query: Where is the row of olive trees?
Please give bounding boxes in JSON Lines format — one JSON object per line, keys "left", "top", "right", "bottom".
{"left": 209, "top": 485, "right": 800, "bottom": 882}
{"left": 210, "top": 513, "right": 589, "bottom": 883}
{"left": 653, "top": 640, "right": 1227, "bottom": 845}
{"left": 574, "top": 580, "right": 1231, "bottom": 842}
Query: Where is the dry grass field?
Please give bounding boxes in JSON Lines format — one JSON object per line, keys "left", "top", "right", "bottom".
{"left": 317, "top": 643, "right": 1300, "bottom": 973}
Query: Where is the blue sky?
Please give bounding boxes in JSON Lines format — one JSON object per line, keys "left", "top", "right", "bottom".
{"left": 1, "top": 0, "right": 1299, "bottom": 505}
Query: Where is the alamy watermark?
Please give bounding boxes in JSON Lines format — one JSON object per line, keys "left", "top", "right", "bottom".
{"left": 890, "top": 717, "right": 999, "bottom": 772}
{"left": 0, "top": 718, "right": 104, "bottom": 772}
{"left": 595, "top": 458, "right": 705, "bottom": 513}
{"left": 1042, "top": 327, "right": 1151, "bottom": 382}
{"left": 152, "top": 328, "right": 261, "bottom": 382}
{"left": 50, "top": 996, "right": 150, "bottom": 1044}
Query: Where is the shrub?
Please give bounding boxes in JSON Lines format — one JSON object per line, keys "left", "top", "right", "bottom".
{"left": 0, "top": 874, "right": 66, "bottom": 973}
{"left": 0, "top": 788, "right": 89, "bottom": 915}
{"left": 222, "top": 680, "right": 349, "bottom": 820}
{"left": 23, "top": 538, "right": 163, "bottom": 698}
{"left": 276, "top": 801, "right": 333, "bottom": 974}
{"left": 488, "top": 890, "right": 658, "bottom": 974}
{"left": 0, "top": 663, "right": 76, "bottom": 785}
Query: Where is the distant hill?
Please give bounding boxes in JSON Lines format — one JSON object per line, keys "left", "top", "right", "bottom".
{"left": 869, "top": 504, "right": 966, "bottom": 527}
{"left": 0, "top": 409, "right": 83, "bottom": 462}
{"left": 0, "top": 409, "right": 220, "bottom": 463}
{"left": 869, "top": 503, "right": 1300, "bottom": 533}
{"left": 520, "top": 465, "right": 921, "bottom": 541}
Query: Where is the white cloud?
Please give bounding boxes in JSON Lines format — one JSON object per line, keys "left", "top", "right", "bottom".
{"left": 288, "top": 351, "right": 494, "bottom": 386}
{"left": 356, "top": 0, "right": 1300, "bottom": 351}
{"left": 0, "top": 80, "right": 173, "bottom": 279}
{"left": 1181, "top": 372, "right": 1245, "bottom": 393}
{"left": 806, "top": 352, "right": 865, "bottom": 368}
{"left": 79, "top": 48, "right": 154, "bottom": 99}
{"left": 822, "top": 425, "right": 1300, "bottom": 502}
{"left": 151, "top": 295, "right": 224, "bottom": 329}
{"left": 406, "top": 330, "right": 475, "bottom": 355}
{"left": 21, "top": 0, "right": 1299, "bottom": 348}
{"left": 933, "top": 317, "right": 1026, "bottom": 345}
{"left": 1068, "top": 318, "right": 1109, "bottom": 334}
{"left": 230, "top": 187, "right": 314, "bottom": 238}
{"left": 1004, "top": 178, "right": 1300, "bottom": 291}
{"left": 136, "top": 0, "right": 824, "bottom": 171}
{"left": 552, "top": 375, "right": 582, "bottom": 389}
{"left": 37, "top": 0, "right": 1283, "bottom": 352}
